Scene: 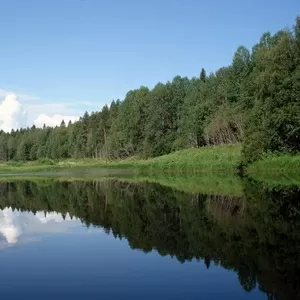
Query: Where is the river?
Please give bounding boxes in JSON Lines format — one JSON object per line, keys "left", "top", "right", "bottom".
{"left": 0, "top": 177, "right": 299, "bottom": 299}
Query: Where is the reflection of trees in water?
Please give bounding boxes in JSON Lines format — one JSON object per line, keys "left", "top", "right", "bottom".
{"left": 0, "top": 179, "right": 300, "bottom": 299}
{"left": 205, "top": 194, "right": 246, "bottom": 225}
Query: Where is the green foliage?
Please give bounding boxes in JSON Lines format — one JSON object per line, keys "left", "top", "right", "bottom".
{"left": 37, "top": 158, "right": 55, "bottom": 165}
{"left": 0, "top": 16, "right": 300, "bottom": 166}
{"left": 200, "top": 68, "right": 206, "bottom": 82}
{"left": 242, "top": 23, "right": 300, "bottom": 163}
{"left": 0, "top": 144, "right": 242, "bottom": 174}
{"left": 136, "top": 144, "right": 241, "bottom": 173}
{"left": 247, "top": 152, "right": 300, "bottom": 181}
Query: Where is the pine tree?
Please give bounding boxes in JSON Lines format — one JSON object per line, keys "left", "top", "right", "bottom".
{"left": 200, "top": 68, "right": 206, "bottom": 82}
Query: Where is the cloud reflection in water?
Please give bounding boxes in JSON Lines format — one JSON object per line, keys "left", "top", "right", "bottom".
{"left": 0, "top": 207, "right": 80, "bottom": 246}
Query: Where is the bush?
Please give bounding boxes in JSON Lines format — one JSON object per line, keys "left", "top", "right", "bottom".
{"left": 37, "top": 158, "right": 55, "bottom": 165}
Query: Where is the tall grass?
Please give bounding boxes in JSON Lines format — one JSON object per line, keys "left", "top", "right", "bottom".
{"left": 134, "top": 144, "right": 241, "bottom": 173}
{"left": 247, "top": 153, "right": 300, "bottom": 185}
{"left": 0, "top": 144, "right": 242, "bottom": 174}
{"left": 1, "top": 143, "right": 300, "bottom": 183}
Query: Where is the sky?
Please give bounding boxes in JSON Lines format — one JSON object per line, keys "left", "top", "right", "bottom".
{"left": 0, "top": 0, "right": 299, "bottom": 131}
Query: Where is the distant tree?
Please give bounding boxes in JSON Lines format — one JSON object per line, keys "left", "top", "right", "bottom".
{"left": 200, "top": 68, "right": 206, "bottom": 82}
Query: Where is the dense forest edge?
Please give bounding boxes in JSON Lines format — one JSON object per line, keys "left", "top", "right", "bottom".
{"left": 1, "top": 16, "right": 300, "bottom": 174}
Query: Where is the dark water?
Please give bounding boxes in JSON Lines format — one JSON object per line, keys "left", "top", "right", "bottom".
{"left": 0, "top": 179, "right": 299, "bottom": 299}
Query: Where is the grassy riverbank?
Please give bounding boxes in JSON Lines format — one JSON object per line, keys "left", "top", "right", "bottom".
{"left": 0, "top": 144, "right": 241, "bottom": 174}
{"left": 247, "top": 153, "right": 300, "bottom": 186}
{"left": 1, "top": 144, "right": 300, "bottom": 181}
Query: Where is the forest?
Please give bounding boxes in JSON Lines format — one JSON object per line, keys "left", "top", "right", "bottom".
{"left": 0, "top": 16, "right": 299, "bottom": 165}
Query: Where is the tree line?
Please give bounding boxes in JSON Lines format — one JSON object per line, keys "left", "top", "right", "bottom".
{"left": 0, "top": 16, "right": 299, "bottom": 163}
{"left": 1, "top": 178, "right": 300, "bottom": 299}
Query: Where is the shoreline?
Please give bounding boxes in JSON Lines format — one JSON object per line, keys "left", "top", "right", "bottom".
{"left": 0, "top": 144, "right": 299, "bottom": 185}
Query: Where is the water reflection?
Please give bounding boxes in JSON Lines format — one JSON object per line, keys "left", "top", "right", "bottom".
{"left": 0, "top": 208, "right": 78, "bottom": 245}
{"left": 0, "top": 179, "right": 299, "bottom": 299}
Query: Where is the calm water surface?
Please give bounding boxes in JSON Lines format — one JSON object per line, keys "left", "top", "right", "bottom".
{"left": 0, "top": 179, "right": 299, "bottom": 299}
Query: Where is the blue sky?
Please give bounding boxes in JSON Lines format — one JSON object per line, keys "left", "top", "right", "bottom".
{"left": 0, "top": 0, "right": 299, "bottom": 128}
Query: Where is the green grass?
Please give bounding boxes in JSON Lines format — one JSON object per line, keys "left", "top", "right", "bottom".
{"left": 0, "top": 144, "right": 242, "bottom": 174}
{"left": 247, "top": 153, "right": 300, "bottom": 186}
{"left": 125, "top": 173, "right": 243, "bottom": 196}
{"left": 134, "top": 144, "right": 241, "bottom": 173}
{"left": 0, "top": 172, "right": 243, "bottom": 197}
{"left": 1, "top": 144, "right": 300, "bottom": 187}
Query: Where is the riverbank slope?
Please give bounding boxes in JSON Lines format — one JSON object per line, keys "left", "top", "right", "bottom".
{"left": 0, "top": 144, "right": 299, "bottom": 181}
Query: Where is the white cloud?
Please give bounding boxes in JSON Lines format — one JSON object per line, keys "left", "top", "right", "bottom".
{"left": 0, "top": 94, "right": 28, "bottom": 132}
{"left": 35, "top": 211, "right": 73, "bottom": 223}
{"left": 0, "top": 207, "right": 79, "bottom": 245}
{"left": 25, "top": 102, "right": 82, "bottom": 128}
{"left": 34, "top": 114, "right": 79, "bottom": 128}
{"left": 0, "top": 88, "right": 105, "bottom": 132}
{"left": 0, "top": 208, "right": 21, "bottom": 244}
{"left": 0, "top": 88, "right": 39, "bottom": 102}
{"left": 0, "top": 92, "right": 83, "bottom": 131}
